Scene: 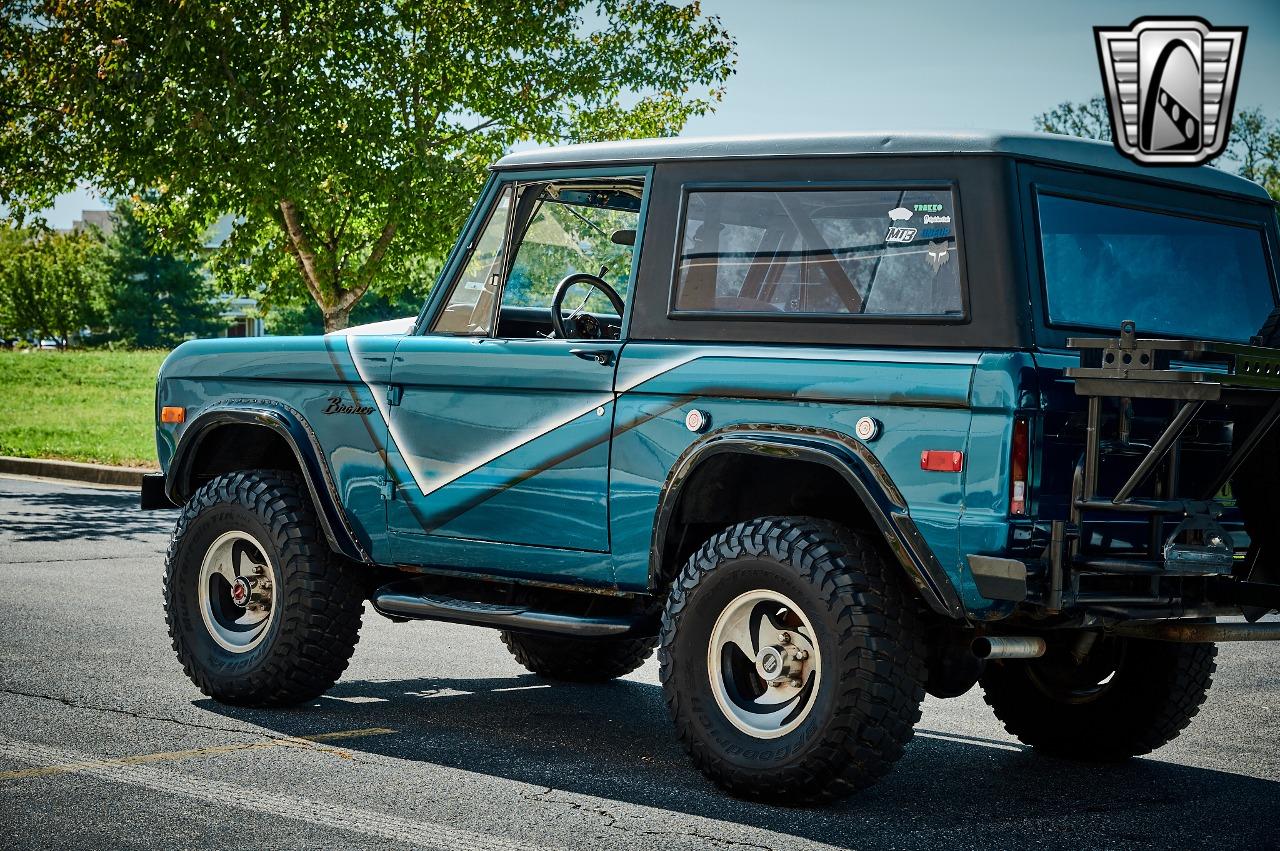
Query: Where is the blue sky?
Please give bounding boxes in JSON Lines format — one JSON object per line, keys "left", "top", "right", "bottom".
{"left": 41, "top": 0, "right": 1280, "bottom": 228}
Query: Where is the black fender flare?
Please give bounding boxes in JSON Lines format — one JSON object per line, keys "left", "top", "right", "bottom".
{"left": 166, "top": 401, "right": 367, "bottom": 563}
{"left": 649, "top": 424, "right": 966, "bottom": 619}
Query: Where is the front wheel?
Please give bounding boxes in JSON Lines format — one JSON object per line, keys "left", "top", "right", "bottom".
{"left": 163, "top": 470, "right": 364, "bottom": 706}
{"left": 980, "top": 633, "right": 1216, "bottom": 759}
{"left": 659, "top": 517, "right": 926, "bottom": 804}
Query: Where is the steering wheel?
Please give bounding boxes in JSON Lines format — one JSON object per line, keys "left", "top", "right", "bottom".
{"left": 550, "top": 272, "right": 625, "bottom": 340}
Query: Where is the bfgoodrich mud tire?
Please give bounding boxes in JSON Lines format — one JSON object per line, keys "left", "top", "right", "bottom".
{"left": 499, "top": 632, "right": 656, "bottom": 682}
{"left": 980, "top": 636, "right": 1216, "bottom": 759}
{"left": 659, "top": 516, "right": 927, "bottom": 804}
{"left": 163, "top": 470, "right": 364, "bottom": 706}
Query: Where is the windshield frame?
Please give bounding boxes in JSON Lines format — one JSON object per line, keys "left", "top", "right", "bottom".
{"left": 1021, "top": 164, "right": 1280, "bottom": 348}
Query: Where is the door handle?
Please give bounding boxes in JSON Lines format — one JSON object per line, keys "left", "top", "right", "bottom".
{"left": 570, "top": 348, "right": 615, "bottom": 366}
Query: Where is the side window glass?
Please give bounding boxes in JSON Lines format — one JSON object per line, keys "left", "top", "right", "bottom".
{"left": 432, "top": 188, "right": 513, "bottom": 335}
{"left": 504, "top": 197, "right": 638, "bottom": 312}
{"left": 672, "top": 188, "right": 962, "bottom": 317}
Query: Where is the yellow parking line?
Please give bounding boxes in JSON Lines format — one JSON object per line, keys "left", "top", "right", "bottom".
{"left": 0, "top": 727, "right": 394, "bottom": 782}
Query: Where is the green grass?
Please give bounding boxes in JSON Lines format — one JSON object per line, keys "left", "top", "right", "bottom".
{"left": 0, "top": 350, "right": 166, "bottom": 467}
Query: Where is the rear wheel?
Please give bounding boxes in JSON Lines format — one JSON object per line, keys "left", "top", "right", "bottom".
{"left": 499, "top": 631, "right": 656, "bottom": 682}
{"left": 163, "top": 470, "right": 364, "bottom": 706}
{"left": 980, "top": 633, "right": 1216, "bottom": 759}
{"left": 659, "top": 516, "right": 926, "bottom": 804}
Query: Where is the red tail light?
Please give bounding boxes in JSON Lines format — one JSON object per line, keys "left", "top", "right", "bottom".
{"left": 1010, "top": 417, "right": 1029, "bottom": 516}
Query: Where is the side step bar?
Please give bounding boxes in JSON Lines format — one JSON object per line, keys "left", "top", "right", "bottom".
{"left": 370, "top": 583, "right": 651, "bottom": 638}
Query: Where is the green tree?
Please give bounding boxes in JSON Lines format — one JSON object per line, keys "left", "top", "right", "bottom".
{"left": 100, "top": 202, "right": 225, "bottom": 347}
{"left": 1, "top": 1, "right": 736, "bottom": 330}
{"left": 0, "top": 226, "right": 105, "bottom": 346}
{"left": 1226, "top": 107, "right": 1280, "bottom": 201}
{"left": 1034, "top": 99, "right": 1280, "bottom": 200}
{"left": 1034, "top": 95, "right": 1112, "bottom": 142}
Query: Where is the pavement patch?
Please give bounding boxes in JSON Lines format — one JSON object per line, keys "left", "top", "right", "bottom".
{"left": 0, "top": 734, "right": 549, "bottom": 851}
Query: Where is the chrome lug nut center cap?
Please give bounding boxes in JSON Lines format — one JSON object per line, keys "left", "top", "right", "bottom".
{"left": 755, "top": 645, "right": 789, "bottom": 681}
{"left": 230, "top": 577, "right": 252, "bottom": 608}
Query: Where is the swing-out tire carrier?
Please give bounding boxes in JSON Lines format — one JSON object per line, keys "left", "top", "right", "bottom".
{"left": 970, "top": 321, "right": 1280, "bottom": 624}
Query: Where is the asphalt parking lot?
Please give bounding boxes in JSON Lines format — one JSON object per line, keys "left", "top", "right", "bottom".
{"left": 0, "top": 474, "right": 1277, "bottom": 850}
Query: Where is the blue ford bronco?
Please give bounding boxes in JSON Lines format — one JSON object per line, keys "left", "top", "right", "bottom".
{"left": 143, "top": 132, "right": 1280, "bottom": 803}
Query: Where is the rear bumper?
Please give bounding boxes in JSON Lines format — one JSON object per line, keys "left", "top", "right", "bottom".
{"left": 969, "top": 552, "right": 1280, "bottom": 622}
{"left": 139, "top": 473, "right": 176, "bottom": 510}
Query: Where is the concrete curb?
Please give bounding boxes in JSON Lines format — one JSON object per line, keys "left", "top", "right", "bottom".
{"left": 0, "top": 456, "right": 157, "bottom": 488}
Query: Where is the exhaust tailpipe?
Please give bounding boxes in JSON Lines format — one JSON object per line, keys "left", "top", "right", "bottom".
{"left": 972, "top": 636, "right": 1047, "bottom": 659}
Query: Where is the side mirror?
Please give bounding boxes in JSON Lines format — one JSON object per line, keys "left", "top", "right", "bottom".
{"left": 610, "top": 229, "right": 636, "bottom": 247}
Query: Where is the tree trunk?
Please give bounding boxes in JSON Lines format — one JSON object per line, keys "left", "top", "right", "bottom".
{"left": 278, "top": 198, "right": 396, "bottom": 334}
{"left": 322, "top": 304, "right": 352, "bottom": 333}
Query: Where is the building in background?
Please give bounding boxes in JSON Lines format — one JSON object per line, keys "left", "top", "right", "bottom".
{"left": 223, "top": 295, "right": 264, "bottom": 336}
{"left": 202, "top": 215, "right": 263, "bottom": 337}
{"left": 71, "top": 209, "right": 115, "bottom": 240}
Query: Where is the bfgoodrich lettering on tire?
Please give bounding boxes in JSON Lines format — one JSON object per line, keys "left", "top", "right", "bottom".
{"left": 163, "top": 470, "right": 364, "bottom": 706}
{"left": 659, "top": 516, "right": 926, "bottom": 804}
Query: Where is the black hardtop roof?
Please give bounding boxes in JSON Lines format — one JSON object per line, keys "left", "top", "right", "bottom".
{"left": 494, "top": 131, "right": 1273, "bottom": 202}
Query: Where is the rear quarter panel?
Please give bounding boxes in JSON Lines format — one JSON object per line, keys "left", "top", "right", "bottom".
{"left": 612, "top": 342, "right": 1012, "bottom": 615}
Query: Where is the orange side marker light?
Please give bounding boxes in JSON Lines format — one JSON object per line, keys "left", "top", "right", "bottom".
{"left": 160, "top": 406, "right": 186, "bottom": 424}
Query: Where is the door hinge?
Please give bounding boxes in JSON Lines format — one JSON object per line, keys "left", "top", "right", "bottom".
{"left": 387, "top": 384, "right": 403, "bottom": 406}
{"left": 380, "top": 480, "right": 396, "bottom": 501}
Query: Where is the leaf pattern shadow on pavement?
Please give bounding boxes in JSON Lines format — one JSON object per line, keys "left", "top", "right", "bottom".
{"left": 0, "top": 484, "right": 174, "bottom": 544}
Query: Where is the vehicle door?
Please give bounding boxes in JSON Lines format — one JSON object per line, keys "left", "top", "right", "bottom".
{"left": 384, "top": 169, "right": 649, "bottom": 584}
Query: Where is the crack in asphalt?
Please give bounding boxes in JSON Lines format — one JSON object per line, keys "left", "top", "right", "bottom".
{"left": 0, "top": 686, "right": 280, "bottom": 740}
{"left": 0, "top": 687, "right": 388, "bottom": 768}
{"left": 0, "top": 558, "right": 150, "bottom": 569}
{"left": 526, "top": 786, "right": 775, "bottom": 851}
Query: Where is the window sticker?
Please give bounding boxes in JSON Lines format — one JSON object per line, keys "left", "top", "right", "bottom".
{"left": 926, "top": 242, "right": 950, "bottom": 275}
{"left": 885, "top": 226, "right": 917, "bottom": 243}
{"left": 887, "top": 206, "right": 913, "bottom": 221}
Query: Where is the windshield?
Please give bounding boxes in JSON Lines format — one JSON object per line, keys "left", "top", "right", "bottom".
{"left": 1037, "top": 193, "right": 1276, "bottom": 343}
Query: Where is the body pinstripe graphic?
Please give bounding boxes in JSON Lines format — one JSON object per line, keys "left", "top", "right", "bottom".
{"left": 344, "top": 334, "right": 702, "bottom": 500}
{"left": 341, "top": 340, "right": 969, "bottom": 505}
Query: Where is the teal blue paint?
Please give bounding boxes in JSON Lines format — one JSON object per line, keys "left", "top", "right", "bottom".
{"left": 158, "top": 330, "right": 1005, "bottom": 611}
{"left": 385, "top": 337, "right": 619, "bottom": 563}
{"left": 609, "top": 341, "right": 981, "bottom": 606}
{"left": 157, "top": 333, "right": 399, "bottom": 565}
{"left": 153, "top": 171, "right": 1038, "bottom": 618}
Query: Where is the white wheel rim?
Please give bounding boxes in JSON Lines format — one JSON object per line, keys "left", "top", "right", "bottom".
{"left": 706, "top": 589, "right": 822, "bottom": 739}
{"left": 197, "top": 530, "right": 277, "bottom": 654}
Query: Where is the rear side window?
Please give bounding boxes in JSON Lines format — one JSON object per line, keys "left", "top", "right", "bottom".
{"left": 671, "top": 188, "right": 963, "bottom": 317}
{"left": 1037, "top": 193, "right": 1276, "bottom": 343}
